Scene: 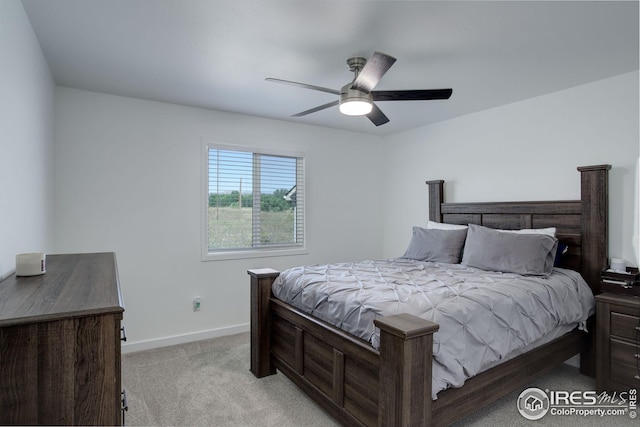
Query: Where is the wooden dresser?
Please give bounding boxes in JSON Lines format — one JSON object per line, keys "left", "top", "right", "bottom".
{"left": 595, "top": 292, "right": 640, "bottom": 392}
{"left": 0, "top": 253, "right": 125, "bottom": 425}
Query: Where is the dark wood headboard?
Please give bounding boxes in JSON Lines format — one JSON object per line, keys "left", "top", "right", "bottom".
{"left": 426, "top": 165, "right": 610, "bottom": 294}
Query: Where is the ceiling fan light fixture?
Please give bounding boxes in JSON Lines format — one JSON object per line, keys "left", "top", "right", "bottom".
{"left": 339, "top": 99, "right": 372, "bottom": 116}
{"left": 339, "top": 85, "right": 373, "bottom": 116}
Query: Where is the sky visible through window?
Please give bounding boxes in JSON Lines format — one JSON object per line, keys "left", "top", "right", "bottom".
{"left": 208, "top": 149, "right": 296, "bottom": 195}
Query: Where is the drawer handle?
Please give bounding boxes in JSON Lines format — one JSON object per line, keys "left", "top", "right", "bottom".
{"left": 635, "top": 354, "right": 640, "bottom": 359}
{"left": 636, "top": 326, "right": 640, "bottom": 331}
{"left": 121, "top": 389, "right": 129, "bottom": 411}
{"left": 120, "top": 326, "right": 127, "bottom": 342}
{"left": 121, "top": 389, "right": 128, "bottom": 426}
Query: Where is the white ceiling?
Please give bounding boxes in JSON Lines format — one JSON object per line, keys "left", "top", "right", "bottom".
{"left": 22, "top": 0, "right": 639, "bottom": 136}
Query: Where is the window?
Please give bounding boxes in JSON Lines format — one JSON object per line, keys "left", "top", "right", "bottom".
{"left": 203, "top": 143, "right": 305, "bottom": 259}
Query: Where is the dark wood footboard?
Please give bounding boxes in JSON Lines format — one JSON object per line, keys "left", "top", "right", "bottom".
{"left": 248, "top": 269, "right": 439, "bottom": 426}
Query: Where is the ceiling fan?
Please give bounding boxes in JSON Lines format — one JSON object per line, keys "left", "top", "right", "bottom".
{"left": 266, "top": 51, "right": 452, "bottom": 126}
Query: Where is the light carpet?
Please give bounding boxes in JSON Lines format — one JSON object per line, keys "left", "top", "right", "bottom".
{"left": 122, "top": 332, "right": 636, "bottom": 426}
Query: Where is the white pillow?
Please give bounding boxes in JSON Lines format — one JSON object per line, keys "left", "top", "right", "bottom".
{"left": 497, "top": 227, "right": 556, "bottom": 237}
{"left": 426, "top": 220, "right": 468, "bottom": 231}
{"left": 427, "top": 220, "right": 554, "bottom": 236}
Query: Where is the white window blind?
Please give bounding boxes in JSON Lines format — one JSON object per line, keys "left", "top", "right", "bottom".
{"left": 206, "top": 145, "right": 304, "bottom": 253}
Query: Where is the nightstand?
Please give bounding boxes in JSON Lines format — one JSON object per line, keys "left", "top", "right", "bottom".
{"left": 595, "top": 292, "right": 640, "bottom": 392}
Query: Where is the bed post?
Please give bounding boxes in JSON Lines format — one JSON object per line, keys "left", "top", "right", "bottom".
{"left": 247, "top": 268, "right": 280, "bottom": 378}
{"left": 577, "top": 164, "right": 610, "bottom": 378}
{"left": 375, "top": 314, "right": 439, "bottom": 426}
{"left": 426, "top": 180, "right": 444, "bottom": 222}
{"left": 577, "top": 165, "right": 610, "bottom": 292}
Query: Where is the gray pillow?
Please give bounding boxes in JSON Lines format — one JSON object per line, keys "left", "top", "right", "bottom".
{"left": 403, "top": 227, "right": 468, "bottom": 264}
{"left": 461, "top": 224, "right": 558, "bottom": 276}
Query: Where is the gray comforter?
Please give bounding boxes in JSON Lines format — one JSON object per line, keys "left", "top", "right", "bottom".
{"left": 272, "top": 259, "right": 595, "bottom": 398}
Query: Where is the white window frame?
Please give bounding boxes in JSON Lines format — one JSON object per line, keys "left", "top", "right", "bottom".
{"left": 201, "top": 142, "right": 307, "bottom": 261}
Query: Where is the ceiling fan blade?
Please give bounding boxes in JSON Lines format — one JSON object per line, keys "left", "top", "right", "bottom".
{"left": 372, "top": 88, "right": 453, "bottom": 101}
{"left": 367, "top": 103, "right": 390, "bottom": 126}
{"left": 265, "top": 78, "right": 340, "bottom": 95}
{"left": 292, "top": 100, "right": 340, "bottom": 117}
{"left": 351, "top": 52, "right": 397, "bottom": 93}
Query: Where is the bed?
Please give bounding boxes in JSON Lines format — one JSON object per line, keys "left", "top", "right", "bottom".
{"left": 248, "top": 164, "right": 610, "bottom": 426}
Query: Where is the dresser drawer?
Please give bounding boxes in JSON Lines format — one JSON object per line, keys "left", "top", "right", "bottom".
{"left": 610, "top": 312, "right": 639, "bottom": 340}
{"left": 610, "top": 361, "right": 640, "bottom": 388}
{"left": 611, "top": 338, "right": 639, "bottom": 366}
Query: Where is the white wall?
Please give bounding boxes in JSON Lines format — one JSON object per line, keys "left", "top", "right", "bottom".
{"left": 53, "top": 87, "right": 385, "bottom": 349}
{"left": 0, "top": 0, "right": 55, "bottom": 279}
{"left": 382, "top": 71, "right": 640, "bottom": 270}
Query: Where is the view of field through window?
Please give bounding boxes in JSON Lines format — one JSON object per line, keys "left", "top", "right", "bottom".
{"left": 207, "top": 147, "right": 303, "bottom": 251}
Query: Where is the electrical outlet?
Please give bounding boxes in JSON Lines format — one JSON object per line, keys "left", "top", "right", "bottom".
{"left": 193, "top": 297, "right": 201, "bottom": 312}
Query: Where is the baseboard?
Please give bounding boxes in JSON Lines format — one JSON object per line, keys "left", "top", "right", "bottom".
{"left": 121, "top": 323, "right": 250, "bottom": 354}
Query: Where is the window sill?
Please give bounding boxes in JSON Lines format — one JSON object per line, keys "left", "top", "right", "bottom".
{"left": 201, "top": 247, "right": 308, "bottom": 262}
